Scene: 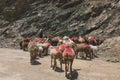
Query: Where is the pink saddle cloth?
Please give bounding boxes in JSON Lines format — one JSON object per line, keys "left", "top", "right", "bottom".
{"left": 62, "top": 48, "right": 75, "bottom": 56}
{"left": 59, "top": 44, "right": 67, "bottom": 50}
{"left": 84, "top": 44, "right": 90, "bottom": 48}
{"left": 55, "top": 47, "right": 60, "bottom": 53}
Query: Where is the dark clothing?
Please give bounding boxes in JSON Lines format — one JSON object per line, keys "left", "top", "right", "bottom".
{"left": 38, "top": 29, "right": 43, "bottom": 38}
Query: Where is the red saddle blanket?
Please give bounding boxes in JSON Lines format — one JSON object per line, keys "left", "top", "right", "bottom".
{"left": 63, "top": 48, "right": 75, "bottom": 56}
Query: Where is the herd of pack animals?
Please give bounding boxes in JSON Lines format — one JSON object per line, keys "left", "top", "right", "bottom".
{"left": 19, "top": 34, "right": 104, "bottom": 79}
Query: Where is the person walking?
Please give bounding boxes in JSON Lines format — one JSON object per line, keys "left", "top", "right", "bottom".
{"left": 38, "top": 29, "right": 43, "bottom": 38}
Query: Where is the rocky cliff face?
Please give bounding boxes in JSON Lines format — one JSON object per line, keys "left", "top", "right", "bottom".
{"left": 0, "top": 0, "right": 35, "bottom": 21}
{"left": 0, "top": 0, "right": 120, "bottom": 53}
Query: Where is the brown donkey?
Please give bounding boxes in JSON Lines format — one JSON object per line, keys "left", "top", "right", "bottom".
{"left": 49, "top": 46, "right": 63, "bottom": 71}
{"left": 62, "top": 45, "right": 75, "bottom": 78}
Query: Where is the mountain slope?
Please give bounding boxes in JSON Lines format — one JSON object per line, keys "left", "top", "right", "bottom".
{"left": 0, "top": 0, "right": 120, "bottom": 62}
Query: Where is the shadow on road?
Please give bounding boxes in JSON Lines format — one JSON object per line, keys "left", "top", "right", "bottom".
{"left": 76, "top": 57, "right": 93, "bottom": 61}
{"left": 55, "top": 67, "right": 64, "bottom": 72}
{"left": 32, "top": 60, "right": 41, "bottom": 65}
{"left": 66, "top": 69, "right": 80, "bottom": 80}
{"left": 72, "top": 69, "right": 79, "bottom": 79}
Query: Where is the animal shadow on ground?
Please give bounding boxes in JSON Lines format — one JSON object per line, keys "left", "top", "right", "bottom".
{"left": 32, "top": 60, "right": 41, "bottom": 65}
{"left": 66, "top": 69, "right": 80, "bottom": 80}
{"left": 77, "top": 57, "right": 93, "bottom": 61}
{"left": 54, "top": 67, "right": 64, "bottom": 72}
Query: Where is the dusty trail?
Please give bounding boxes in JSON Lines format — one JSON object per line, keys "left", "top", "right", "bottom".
{"left": 0, "top": 48, "right": 120, "bottom": 80}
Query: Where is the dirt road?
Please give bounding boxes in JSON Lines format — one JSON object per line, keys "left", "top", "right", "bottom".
{"left": 0, "top": 48, "right": 120, "bottom": 80}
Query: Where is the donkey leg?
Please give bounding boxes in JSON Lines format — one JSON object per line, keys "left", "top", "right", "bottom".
{"left": 67, "top": 61, "right": 69, "bottom": 72}
{"left": 70, "top": 59, "right": 74, "bottom": 78}
{"left": 60, "top": 58, "right": 63, "bottom": 71}
{"left": 51, "top": 58, "right": 53, "bottom": 68}
{"left": 30, "top": 55, "right": 35, "bottom": 65}
{"left": 75, "top": 51, "right": 78, "bottom": 59}
{"left": 53, "top": 58, "right": 57, "bottom": 70}
{"left": 30, "top": 53, "right": 34, "bottom": 64}
{"left": 64, "top": 60, "right": 67, "bottom": 77}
